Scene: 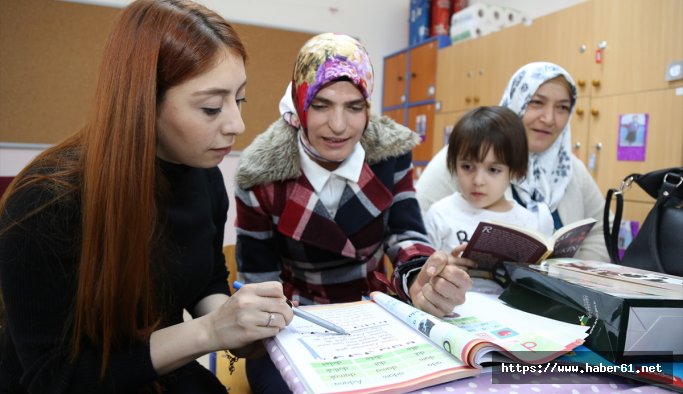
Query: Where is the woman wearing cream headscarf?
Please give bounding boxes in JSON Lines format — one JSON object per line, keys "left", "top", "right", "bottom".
{"left": 235, "top": 33, "right": 472, "bottom": 392}
{"left": 416, "top": 62, "right": 609, "bottom": 263}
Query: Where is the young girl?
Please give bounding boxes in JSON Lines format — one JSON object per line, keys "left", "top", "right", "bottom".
{"left": 424, "top": 106, "right": 550, "bottom": 294}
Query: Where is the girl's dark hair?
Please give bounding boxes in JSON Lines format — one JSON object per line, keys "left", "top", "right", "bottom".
{"left": 446, "top": 106, "right": 528, "bottom": 180}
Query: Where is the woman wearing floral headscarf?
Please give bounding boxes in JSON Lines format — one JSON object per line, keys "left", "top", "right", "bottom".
{"left": 416, "top": 62, "right": 609, "bottom": 263}
{"left": 235, "top": 33, "right": 472, "bottom": 392}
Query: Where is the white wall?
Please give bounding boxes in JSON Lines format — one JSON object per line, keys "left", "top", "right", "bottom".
{"left": 0, "top": 144, "right": 47, "bottom": 176}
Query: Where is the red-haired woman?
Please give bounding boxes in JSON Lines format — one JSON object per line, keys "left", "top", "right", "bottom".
{"left": 0, "top": 1, "right": 292, "bottom": 392}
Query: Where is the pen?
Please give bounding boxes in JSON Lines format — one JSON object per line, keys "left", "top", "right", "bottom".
{"left": 232, "top": 281, "right": 349, "bottom": 335}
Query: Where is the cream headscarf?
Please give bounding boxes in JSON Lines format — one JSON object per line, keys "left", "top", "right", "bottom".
{"left": 499, "top": 62, "right": 577, "bottom": 231}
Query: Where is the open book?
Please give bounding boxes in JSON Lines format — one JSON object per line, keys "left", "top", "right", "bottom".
{"left": 271, "top": 292, "right": 588, "bottom": 394}
{"left": 461, "top": 218, "right": 597, "bottom": 272}
{"left": 541, "top": 258, "right": 683, "bottom": 298}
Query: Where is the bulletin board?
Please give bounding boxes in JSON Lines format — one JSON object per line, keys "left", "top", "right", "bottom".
{"left": 0, "top": 0, "right": 313, "bottom": 151}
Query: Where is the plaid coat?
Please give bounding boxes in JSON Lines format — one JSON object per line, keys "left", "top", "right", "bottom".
{"left": 234, "top": 115, "right": 435, "bottom": 305}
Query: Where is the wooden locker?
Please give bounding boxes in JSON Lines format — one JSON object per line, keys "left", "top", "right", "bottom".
{"left": 408, "top": 41, "right": 437, "bottom": 103}
{"left": 383, "top": 108, "right": 405, "bottom": 126}
{"left": 408, "top": 103, "right": 436, "bottom": 163}
{"left": 570, "top": 97, "right": 593, "bottom": 164}
{"left": 587, "top": 89, "right": 683, "bottom": 202}
{"left": 382, "top": 51, "right": 408, "bottom": 109}
{"left": 590, "top": 0, "right": 683, "bottom": 97}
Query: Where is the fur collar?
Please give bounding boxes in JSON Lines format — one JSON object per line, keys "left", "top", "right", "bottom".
{"left": 236, "top": 115, "right": 420, "bottom": 189}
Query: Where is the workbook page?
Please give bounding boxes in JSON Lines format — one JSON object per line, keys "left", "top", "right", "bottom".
{"left": 273, "top": 300, "right": 476, "bottom": 394}
{"left": 371, "top": 292, "right": 588, "bottom": 366}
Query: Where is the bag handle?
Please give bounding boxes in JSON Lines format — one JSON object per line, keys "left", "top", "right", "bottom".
{"left": 604, "top": 187, "right": 623, "bottom": 264}
{"left": 646, "top": 196, "right": 665, "bottom": 272}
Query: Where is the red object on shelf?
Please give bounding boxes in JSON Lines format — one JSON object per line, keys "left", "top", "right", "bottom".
{"left": 430, "top": 0, "right": 451, "bottom": 36}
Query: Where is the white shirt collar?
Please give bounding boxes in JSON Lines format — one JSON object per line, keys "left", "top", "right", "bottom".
{"left": 299, "top": 139, "right": 365, "bottom": 193}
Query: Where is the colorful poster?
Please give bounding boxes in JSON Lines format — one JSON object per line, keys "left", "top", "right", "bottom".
{"left": 617, "top": 113, "right": 648, "bottom": 161}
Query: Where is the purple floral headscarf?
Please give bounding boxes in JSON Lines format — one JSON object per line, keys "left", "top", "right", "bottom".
{"left": 291, "top": 33, "right": 374, "bottom": 131}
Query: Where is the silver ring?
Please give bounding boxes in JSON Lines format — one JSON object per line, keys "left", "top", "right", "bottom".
{"left": 266, "top": 313, "right": 275, "bottom": 327}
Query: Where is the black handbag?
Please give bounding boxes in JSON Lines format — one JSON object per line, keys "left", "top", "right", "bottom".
{"left": 604, "top": 167, "right": 683, "bottom": 276}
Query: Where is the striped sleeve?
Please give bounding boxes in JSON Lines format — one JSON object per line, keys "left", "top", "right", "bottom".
{"left": 383, "top": 152, "right": 435, "bottom": 301}
{"left": 234, "top": 184, "right": 282, "bottom": 283}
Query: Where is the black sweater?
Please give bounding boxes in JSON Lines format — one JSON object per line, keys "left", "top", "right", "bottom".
{"left": 0, "top": 161, "right": 230, "bottom": 393}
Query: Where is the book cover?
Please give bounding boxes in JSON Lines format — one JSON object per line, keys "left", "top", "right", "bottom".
{"left": 271, "top": 292, "right": 587, "bottom": 393}
{"left": 461, "top": 218, "right": 596, "bottom": 272}
{"left": 500, "top": 262, "right": 683, "bottom": 364}
{"left": 543, "top": 258, "right": 683, "bottom": 298}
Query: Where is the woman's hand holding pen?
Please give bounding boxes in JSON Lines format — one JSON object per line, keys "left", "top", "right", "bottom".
{"left": 409, "top": 249, "right": 473, "bottom": 318}
{"left": 207, "top": 281, "right": 293, "bottom": 357}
